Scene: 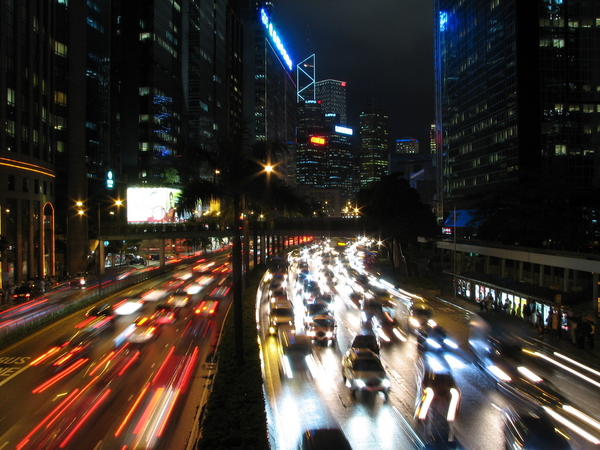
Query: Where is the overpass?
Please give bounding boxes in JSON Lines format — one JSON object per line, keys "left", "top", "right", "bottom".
{"left": 97, "top": 217, "right": 373, "bottom": 241}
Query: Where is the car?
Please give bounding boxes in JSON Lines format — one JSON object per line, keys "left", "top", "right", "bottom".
{"left": 414, "top": 353, "right": 461, "bottom": 423}
{"left": 501, "top": 404, "right": 571, "bottom": 450}
{"left": 127, "top": 317, "right": 160, "bottom": 344}
{"left": 306, "top": 314, "right": 337, "bottom": 346}
{"left": 45, "top": 329, "right": 101, "bottom": 371}
{"left": 13, "top": 285, "right": 35, "bottom": 302}
{"left": 297, "top": 428, "right": 353, "bottom": 450}
{"left": 304, "top": 302, "right": 330, "bottom": 328}
{"left": 270, "top": 287, "right": 288, "bottom": 303}
{"left": 409, "top": 302, "right": 434, "bottom": 333}
{"left": 314, "top": 293, "right": 334, "bottom": 311}
{"left": 194, "top": 299, "right": 219, "bottom": 317}
{"left": 351, "top": 334, "right": 380, "bottom": 355}
{"left": 415, "top": 322, "right": 458, "bottom": 353}
{"left": 359, "top": 297, "right": 383, "bottom": 325}
{"left": 167, "top": 289, "right": 191, "bottom": 308}
{"left": 269, "top": 300, "right": 295, "bottom": 334}
{"left": 86, "top": 303, "right": 115, "bottom": 321}
{"left": 128, "top": 256, "right": 147, "bottom": 266}
{"left": 151, "top": 303, "right": 178, "bottom": 324}
{"left": 70, "top": 272, "right": 90, "bottom": 289}
{"left": 342, "top": 348, "right": 390, "bottom": 401}
{"left": 277, "top": 325, "right": 314, "bottom": 379}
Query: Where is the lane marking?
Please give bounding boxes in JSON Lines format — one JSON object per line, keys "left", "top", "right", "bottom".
{"left": 0, "top": 364, "right": 31, "bottom": 387}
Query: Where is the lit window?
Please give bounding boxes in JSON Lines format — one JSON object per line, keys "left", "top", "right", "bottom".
{"left": 140, "top": 32, "right": 151, "bottom": 40}
{"left": 7, "top": 88, "right": 15, "bottom": 106}
{"left": 555, "top": 145, "right": 567, "bottom": 155}
{"left": 54, "top": 91, "right": 67, "bottom": 106}
{"left": 54, "top": 41, "right": 68, "bottom": 57}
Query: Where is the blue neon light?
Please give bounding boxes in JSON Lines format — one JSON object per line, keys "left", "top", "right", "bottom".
{"left": 260, "top": 8, "right": 293, "bottom": 70}
{"left": 439, "top": 11, "right": 448, "bottom": 32}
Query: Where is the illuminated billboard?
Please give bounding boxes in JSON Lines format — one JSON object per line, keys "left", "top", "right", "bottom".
{"left": 127, "top": 187, "right": 183, "bottom": 223}
{"left": 310, "top": 136, "right": 326, "bottom": 145}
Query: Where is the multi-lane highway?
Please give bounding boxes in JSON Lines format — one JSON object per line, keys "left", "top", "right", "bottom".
{"left": 0, "top": 253, "right": 232, "bottom": 450}
{"left": 259, "top": 240, "right": 600, "bottom": 450}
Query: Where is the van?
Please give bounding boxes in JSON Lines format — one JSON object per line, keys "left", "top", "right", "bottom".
{"left": 269, "top": 300, "right": 295, "bottom": 334}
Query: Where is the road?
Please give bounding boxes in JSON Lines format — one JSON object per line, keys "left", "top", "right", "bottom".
{"left": 0, "top": 253, "right": 231, "bottom": 450}
{"left": 260, "top": 241, "right": 600, "bottom": 450}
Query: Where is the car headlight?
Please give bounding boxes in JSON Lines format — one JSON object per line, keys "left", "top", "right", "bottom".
{"left": 325, "top": 331, "right": 334, "bottom": 338}
{"left": 307, "top": 330, "right": 316, "bottom": 337}
{"left": 382, "top": 378, "right": 391, "bottom": 388}
{"left": 355, "top": 379, "right": 366, "bottom": 388}
{"left": 409, "top": 317, "right": 420, "bottom": 328}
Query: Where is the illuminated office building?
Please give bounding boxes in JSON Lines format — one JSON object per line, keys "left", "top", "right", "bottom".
{"left": 434, "top": 0, "right": 600, "bottom": 209}
{"left": 243, "top": 3, "right": 296, "bottom": 144}
{"left": 395, "top": 138, "right": 419, "bottom": 154}
{"left": 0, "top": 0, "right": 115, "bottom": 284}
{"left": 359, "top": 102, "right": 390, "bottom": 188}
{"left": 316, "top": 79, "right": 348, "bottom": 125}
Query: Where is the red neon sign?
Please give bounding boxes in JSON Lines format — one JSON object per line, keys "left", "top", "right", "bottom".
{"left": 310, "top": 136, "right": 326, "bottom": 145}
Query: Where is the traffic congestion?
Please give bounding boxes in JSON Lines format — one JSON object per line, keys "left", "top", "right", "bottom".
{"left": 258, "top": 238, "right": 600, "bottom": 450}
{"left": 0, "top": 252, "right": 232, "bottom": 450}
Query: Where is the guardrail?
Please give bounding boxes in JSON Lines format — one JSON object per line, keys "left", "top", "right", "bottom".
{"left": 0, "top": 264, "right": 173, "bottom": 346}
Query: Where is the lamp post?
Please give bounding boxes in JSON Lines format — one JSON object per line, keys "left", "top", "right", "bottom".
{"left": 97, "top": 203, "right": 103, "bottom": 293}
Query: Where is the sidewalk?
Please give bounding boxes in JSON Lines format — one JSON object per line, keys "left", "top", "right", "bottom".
{"left": 384, "top": 266, "right": 600, "bottom": 370}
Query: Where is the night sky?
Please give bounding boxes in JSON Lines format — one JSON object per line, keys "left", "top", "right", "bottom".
{"left": 273, "top": 0, "right": 435, "bottom": 151}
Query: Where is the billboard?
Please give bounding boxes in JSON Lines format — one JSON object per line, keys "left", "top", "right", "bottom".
{"left": 127, "top": 187, "right": 182, "bottom": 223}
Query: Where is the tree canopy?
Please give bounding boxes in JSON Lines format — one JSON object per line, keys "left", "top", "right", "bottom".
{"left": 357, "top": 174, "right": 439, "bottom": 243}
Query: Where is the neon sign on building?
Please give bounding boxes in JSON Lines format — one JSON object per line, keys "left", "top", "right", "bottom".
{"left": 260, "top": 8, "right": 293, "bottom": 70}
{"left": 310, "top": 136, "right": 326, "bottom": 145}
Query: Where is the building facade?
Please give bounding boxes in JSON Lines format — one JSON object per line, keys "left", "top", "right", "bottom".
{"left": 359, "top": 102, "right": 390, "bottom": 188}
{"left": 316, "top": 79, "right": 348, "bottom": 126}
{"left": 434, "top": 0, "right": 600, "bottom": 209}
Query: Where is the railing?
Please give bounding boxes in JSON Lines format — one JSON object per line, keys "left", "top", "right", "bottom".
{"left": 0, "top": 265, "right": 171, "bottom": 345}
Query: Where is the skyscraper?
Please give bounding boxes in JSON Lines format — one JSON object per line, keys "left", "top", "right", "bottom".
{"left": 316, "top": 79, "right": 348, "bottom": 126}
{"left": 394, "top": 139, "right": 419, "bottom": 154}
{"left": 359, "top": 102, "right": 390, "bottom": 188}
{"left": 243, "top": 3, "right": 296, "bottom": 144}
{"left": 434, "top": 0, "right": 600, "bottom": 210}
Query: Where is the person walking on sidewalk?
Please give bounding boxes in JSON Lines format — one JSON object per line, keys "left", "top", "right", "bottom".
{"left": 536, "top": 310, "right": 544, "bottom": 338}
{"left": 523, "top": 303, "right": 531, "bottom": 326}
{"left": 578, "top": 318, "right": 591, "bottom": 350}
{"left": 586, "top": 317, "right": 595, "bottom": 349}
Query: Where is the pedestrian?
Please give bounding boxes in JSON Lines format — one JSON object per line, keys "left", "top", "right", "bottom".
{"left": 551, "top": 310, "right": 559, "bottom": 337}
{"left": 523, "top": 303, "right": 531, "bottom": 326}
{"left": 571, "top": 317, "right": 579, "bottom": 345}
{"left": 587, "top": 317, "right": 595, "bottom": 349}
{"left": 578, "top": 318, "right": 590, "bottom": 350}
{"left": 485, "top": 294, "right": 493, "bottom": 311}
{"left": 536, "top": 310, "right": 544, "bottom": 338}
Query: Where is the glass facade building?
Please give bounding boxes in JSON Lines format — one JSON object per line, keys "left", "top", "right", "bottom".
{"left": 359, "top": 103, "right": 390, "bottom": 188}
{"left": 434, "top": 0, "right": 600, "bottom": 208}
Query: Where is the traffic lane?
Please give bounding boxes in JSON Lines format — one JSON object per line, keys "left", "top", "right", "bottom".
{"left": 8, "top": 304, "right": 219, "bottom": 450}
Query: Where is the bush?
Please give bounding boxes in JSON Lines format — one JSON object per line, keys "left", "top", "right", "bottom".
{"left": 197, "top": 268, "right": 269, "bottom": 450}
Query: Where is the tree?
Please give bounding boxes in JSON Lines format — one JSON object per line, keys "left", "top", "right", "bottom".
{"left": 177, "top": 125, "right": 311, "bottom": 365}
{"left": 357, "top": 174, "right": 439, "bottom": 273}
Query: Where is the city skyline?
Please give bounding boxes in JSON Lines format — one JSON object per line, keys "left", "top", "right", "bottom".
{"left": 274, "top": 0, "right": 435, "bottom": 148}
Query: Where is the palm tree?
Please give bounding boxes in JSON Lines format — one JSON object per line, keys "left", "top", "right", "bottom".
{"left": 177, "top": 125, "right": 310, "bottom": 365}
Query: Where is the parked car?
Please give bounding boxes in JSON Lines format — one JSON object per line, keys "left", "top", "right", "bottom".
{"left": 128, "top": 256, "right": 147, "bottom": 266}
{"left": 13, "top": 285, "right": 35, "bottom": 302}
